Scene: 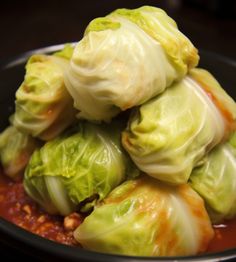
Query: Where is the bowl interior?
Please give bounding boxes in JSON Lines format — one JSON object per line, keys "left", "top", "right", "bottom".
{"left": 0, "top": 45, "right": 236, "bottom": 262}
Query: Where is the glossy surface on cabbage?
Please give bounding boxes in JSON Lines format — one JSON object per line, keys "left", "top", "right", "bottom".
{"left": 122, "top": 68, "right": 236, "bottom": 184}
{"left": 24, "top": 121, "right": 139, "bottom": 216}
{"left": 65, "top": 6, "right": 199, "bottom": 121}
{"left": 74, "top": 176, "right": 214, "bottom": 256}
{"left": 190, "top": 132, "right": 236, "bottom": 223}
{"left": 13, "top": 45, "right": 76, "bottom": 141}
{"left": 0, "top": 125, "right": 39, "bottom": 179}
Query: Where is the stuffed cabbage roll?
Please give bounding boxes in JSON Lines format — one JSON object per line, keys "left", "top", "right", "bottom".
{"left": 122, "top": 68, "right": 236, "bottom": 184}
{"left": 0, "top": 125, "right": 39, "bottom": 180}
{"left": 74, "top": 176, "right": 214, "bottom": 256}
{"left": 65, "top": 6, "right": 199, "bottom": 121}
{"left": 190, "top": 132, "right": 236, "bottom": 223}
{"left": 24, "top": 121, "right": 139, "bottom": 216}
{"left": 13, "top": 44, "right": 76, "bottom": 141}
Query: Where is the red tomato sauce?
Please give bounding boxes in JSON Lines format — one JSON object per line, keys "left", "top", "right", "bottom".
{"left": 207, "top": 221, "right": 236, "bottom": 253}
{"left": 0, "top": 172, "right": 82, "bottom": 246}
{"left": 0, "top": 171, "right": 236, "bottom": 253}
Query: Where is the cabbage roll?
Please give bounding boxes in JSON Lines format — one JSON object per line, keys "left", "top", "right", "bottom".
{"left": 74, "top": 176, "right": 214, "bottom": 256}
{"left": 65, "top": 6, "right": 199, "bottom": 121}
{"left": 0, "top": 125, "right": 39, "bottom": 180}
{"left": 24, "top": 121, "right": 139, "bottom": 216}
{"left": 13, "top": 44, "right": 76, "bottom": 141}
{"left": 122, "top": 68, "right": 236, "bottom": 184}
{"left": 190, "top": 132, "right": 236, "bottom": 223}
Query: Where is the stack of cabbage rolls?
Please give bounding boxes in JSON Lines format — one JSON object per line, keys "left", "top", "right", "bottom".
{"left": 0, "top": 5, "right": 235, "bottom": 257}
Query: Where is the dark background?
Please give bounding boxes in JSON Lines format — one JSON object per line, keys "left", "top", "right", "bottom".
{"left": 0, "top": 0, "right": 236, "bottom": 61}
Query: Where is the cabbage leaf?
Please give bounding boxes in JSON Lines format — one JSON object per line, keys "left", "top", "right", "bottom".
{"left": 0, "top": 125, "right": 39, "bottom": 179}
{"left": 24, "top": 121, "right": 139, "bottom": 215}
{"left": 13, "top": 45, "right": 76, "bottom": 141}
{"left": 65, "top": 6, "right": 199, "bottom": 121}
{"left": 122, "top": 68, "right": 236, "bottom": 184}
{"left": 74, "top": 176, "right": 214, "bottom": 256}
{"left": 190, "top": 132, "right": 236, "bottom": 223}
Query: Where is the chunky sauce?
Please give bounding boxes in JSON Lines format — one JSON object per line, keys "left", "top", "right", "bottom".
{"left": 0, "top": 172, "right": 82, "bottom": 246}
{"left": 0, "top": 172, "right": 236, "bottom": 253}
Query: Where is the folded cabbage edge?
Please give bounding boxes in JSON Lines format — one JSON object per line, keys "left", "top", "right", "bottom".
{"left": 189, "top": 132, "right": 236, "bottom": 223}
{"left": 110, "top": 6, "right": 199, "bottom": 77}
{"left": 74, "top": 176, "right": 214, "bottom": 256}
{"left": 65, "top": 5, "right": 199, "bottom": 122}
{"left": 13, "top": 45, "right": 76, "bottom": 141}
{"left": 122, "top": 68, "right": 236, "bottom": 185}
{"left": 189, "top": 68, "right": 236, "bottom": 137}
{"left": 24, "top": 121, "right": 139, "bottom": 215}
{"left": 0, "top": 125, "right": 39, "bottom": 180}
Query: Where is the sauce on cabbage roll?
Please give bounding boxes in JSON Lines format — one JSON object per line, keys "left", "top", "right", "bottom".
{"left": 0, "top": 172, "right": 236, "bottom": 254}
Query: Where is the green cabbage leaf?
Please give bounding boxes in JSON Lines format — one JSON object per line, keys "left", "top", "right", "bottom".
{"left": 74, "top": 176, "right": 214, "bottom": 256}
{"left": 13, "top": 45, "right": 76, "bottom": 141}
{"left": 65, "top": 6, "right": 199, "bottom": 121}
{"left": 190, "top": 132, "right": 236, "bottom": 223}
{"left": 122, "top": 69, "right": 236, "bottom": 184}
{"left": 0, "top": 125, "right": 39, "bottom": 179}
{"left": 24, "top": 121, "right": 139, "bottom": 216}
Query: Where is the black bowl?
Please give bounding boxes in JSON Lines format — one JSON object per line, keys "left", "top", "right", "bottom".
{"left": 0, "top": 45, "right": 236, "bottom": 262}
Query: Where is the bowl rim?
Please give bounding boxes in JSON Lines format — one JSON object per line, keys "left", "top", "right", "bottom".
{"left": 1, "top": 216, "right": 236, "bottom": 262}
{"left": 0, "top": 44, "right": 236, "bottom": 262}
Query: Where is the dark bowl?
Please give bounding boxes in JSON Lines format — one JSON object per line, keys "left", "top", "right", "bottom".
{"left": 0, "top": 45, "right": 236, "bottom": 262}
